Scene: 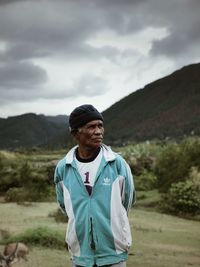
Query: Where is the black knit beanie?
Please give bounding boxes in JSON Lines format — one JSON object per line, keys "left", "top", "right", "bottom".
{"left": 69, "top": 104, "right": 103, "bottom": 131}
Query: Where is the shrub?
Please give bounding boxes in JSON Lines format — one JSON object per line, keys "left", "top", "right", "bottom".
{"left": 156, "top": 137, "right": 200, "bottom": 192}
{"left": 5, "top": 182, "right": 53, "bottom": 202}
{"left": 118, "top": 142, "right": 161, "bottom": 176}
{"left": 0, "top": 153, "right": 21, "bottom": 193}
{"left": 161, "top": 167, "right": 200, "bottom": 216}
{"left": 135, "top": 170, "right": 157, "bottom": 191}
{"left": 5, "top": 187, "right": 30, "bottom": 202}
{"left": 0, "top": 227, "right": 65, "bottom": 250}
{"left": 4, "top": 161, "right": 55, "bottom": 202}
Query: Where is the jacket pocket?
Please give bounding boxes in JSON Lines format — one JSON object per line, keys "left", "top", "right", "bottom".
{"left": 65, "top": 218, "right": 81, "bottom": 256}
{"left": 111, "top": 204, "right": 132, "bottom": 254}
{"left": 120, "top": 207, "right": 132, "bottom": 249}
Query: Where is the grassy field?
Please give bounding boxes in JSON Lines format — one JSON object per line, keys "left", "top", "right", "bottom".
{"left": 0, "top": 202, "right": 199, "bottom": 267}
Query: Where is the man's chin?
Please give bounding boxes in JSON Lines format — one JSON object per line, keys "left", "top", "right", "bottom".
{"left": 91, "top": 141, "right": 102, "bottom": 148}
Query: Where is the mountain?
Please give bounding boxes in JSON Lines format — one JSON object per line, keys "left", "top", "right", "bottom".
{"left": 0, "top": 113, "right": 68, "bottom": 149}
{"left": 103, "top": 63, "right": 200, "bottom": 145}
{"left": 44, "top": 115, "right": 68, "bottom": 125}
{"left": 0, "top": 63, "right": 199, "bottom": 149}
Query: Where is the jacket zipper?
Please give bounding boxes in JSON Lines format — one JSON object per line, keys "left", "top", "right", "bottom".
{"left": 90, "top": 217, "right": 96, "bottom": 250}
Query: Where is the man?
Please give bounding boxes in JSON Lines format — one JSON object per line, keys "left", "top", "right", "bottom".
{"left": 54, "top": 104, "right": 135, "bottom": 267}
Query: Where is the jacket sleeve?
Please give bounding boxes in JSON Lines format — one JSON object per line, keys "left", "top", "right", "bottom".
{"left": 54, "top": 160, "right": 66, "bottom": 213}
{"left": 124, "top": 160, "right": 136, "bottom": 212}
{"left": 117, "top": 156, "right": 136, "bottom": 212}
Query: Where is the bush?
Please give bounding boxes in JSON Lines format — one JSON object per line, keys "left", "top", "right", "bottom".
{"left": 5, "top": 182, "right": 53, "bottom": 202}
{"left": 3, "top": 159, "right": 55, "bottom": 202}
{"left": 135, "top": 170, "right": 157, "bottom": 191}
{"left": 118, "top": 142, "right": 161, "bottom": 176}
{"left": 156, "top": 137, "right": 200, "bottom": 192}
{"left": 0, "top": 227, "right": 65, "bottom": 250}
{"left": 0, "top": 153, "right": 22, "bottom": 193}
{"left": 161, "top": 167, "right": 200, "bottom": 216}
{"left": 5, "top": 187, "right": 29, "bottom": 202}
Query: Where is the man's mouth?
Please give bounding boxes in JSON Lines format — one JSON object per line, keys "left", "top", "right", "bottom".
{"left": 93, "top": 137, "right": 103, "bottom": 142}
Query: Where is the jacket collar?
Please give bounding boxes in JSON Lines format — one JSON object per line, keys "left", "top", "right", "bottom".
{"left": 65, "top": 144, "right": 116, "bottom": 165}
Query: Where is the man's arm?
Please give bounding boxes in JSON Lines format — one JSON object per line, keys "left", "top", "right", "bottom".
{"left": 117, "top": 156, "right": 136, "bottom": 212}
{"left": 123, "top": 161, "right": 136, "bottom": 212}
{"left": 54, "top": 162, "right": 66, "bottom": 213}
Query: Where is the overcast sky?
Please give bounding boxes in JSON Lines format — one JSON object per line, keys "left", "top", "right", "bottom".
{"left": 0, "top": 0, "right": 200, "bottom": 118}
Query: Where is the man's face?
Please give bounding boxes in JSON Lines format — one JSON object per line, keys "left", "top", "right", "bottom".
{"left": 75, "top": 120, "right": 104, "bottom": 150}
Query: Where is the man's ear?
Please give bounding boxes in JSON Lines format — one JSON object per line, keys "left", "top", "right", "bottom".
{"left": 71, "top": 129, "right": 78, "bottom": 137}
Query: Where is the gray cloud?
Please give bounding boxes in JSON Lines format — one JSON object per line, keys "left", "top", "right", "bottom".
{"left": 0, "top": 73, "right": 107, "bottom": 105}
{"left": 150, "top": 0, "right": 200, "bottom": 60}
{"left": 0, "top": 0, "right": 27, "bottom": 6}
{"left": 0, "top": 62, "right": 48, "bottom": 88}
{"left": 1, "top": 43, "right": 49, "bottom": 61}
{"left": 1, "top": 0, "right": 199, "bottom": 61}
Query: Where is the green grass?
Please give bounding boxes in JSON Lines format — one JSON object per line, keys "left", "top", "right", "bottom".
{"left": 0, "top": 202, "right": 200, "bottom": 267}
{"left": 130, "top": 209, "right": 200, "bottom": 267}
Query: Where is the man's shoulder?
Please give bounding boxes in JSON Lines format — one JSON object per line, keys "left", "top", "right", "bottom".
{"left": 56, "top": 157, "right": 66, "bottom": 169}
{"left": 56, "top": 146, "right": 77, "bottom": 168}
{"left": 102, "top": 144, "right": 125, "bottom": 163}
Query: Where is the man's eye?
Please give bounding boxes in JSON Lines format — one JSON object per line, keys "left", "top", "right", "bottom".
{"left": 87, "top": 126, "right": 94, "bottom": 130}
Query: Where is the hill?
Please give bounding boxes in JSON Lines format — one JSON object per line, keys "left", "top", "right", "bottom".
{"left": 0, "top": 63, "right": 199, "bottom": 149}
{"left": 103, "top": 63, "right": 200, "bottom": 145}
{"left": 0, "top": 113, "right": 68, "bottom": 149}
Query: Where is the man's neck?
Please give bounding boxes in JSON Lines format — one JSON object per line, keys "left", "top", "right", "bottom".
{"left": 76, "top": 146, "right": 101, "bottom": 161}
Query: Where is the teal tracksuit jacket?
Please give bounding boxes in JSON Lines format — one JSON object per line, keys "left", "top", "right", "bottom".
{"left": 54, "top": 144, "right": 135, "bottom": 267}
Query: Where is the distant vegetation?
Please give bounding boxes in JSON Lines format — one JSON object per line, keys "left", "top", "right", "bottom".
{"left": 0, "top": 137, "right": 200, "bottom": 218}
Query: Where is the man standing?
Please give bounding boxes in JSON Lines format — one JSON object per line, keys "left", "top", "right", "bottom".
{"left": 54, "top": 104, "right": 135, "bottom": 267}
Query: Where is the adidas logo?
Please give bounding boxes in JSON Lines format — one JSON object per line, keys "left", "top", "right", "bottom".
{"left": 103, "top": 177, "right": 111, "bottom": 185}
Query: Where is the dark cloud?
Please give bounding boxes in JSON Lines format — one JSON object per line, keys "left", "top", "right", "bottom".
{"left": 0, "top": 1, "right": 102, "bottom": 61}
{"left": 0, "top": 0, "right": 147, "bottom": 60}
{"left": 0, "top": 0, "right": 27, "bottom": 6}
{"left": 0, "top": 43, "right": 49, "bottom": 62}
{"left": 0, "top": 0, "right": 199, "bottom": 62}
{"left": 150, "top": 0, "right": 200, "bottom": 60}
{"left": 0, "top": 73, "right": 107, "bottom": 105}
{"left": 0, "top": 62, "right": 48, "bottom": 88}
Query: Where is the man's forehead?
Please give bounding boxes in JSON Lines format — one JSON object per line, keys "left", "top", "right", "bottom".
{"left": 85, "top": 120, "right": 103, "bottom": 126}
